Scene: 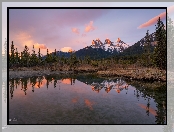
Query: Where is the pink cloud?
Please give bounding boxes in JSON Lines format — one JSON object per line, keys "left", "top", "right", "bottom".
{"left": 61, "top": 47, "right": 72, "bottom": 52}
{"left": 85, "top": 21, "right": 95, "bottom": 32}
{"left": 72, "top": 28, "right": 80, "bottom": 34}
{"left": 138, "top": 12, "right": 166, "bottom": 29}
{"left": 138, "top": 5, "right": 174, "bottom": 29}
{"left": 34, "top": 43, "right": 47, "bottom": 49}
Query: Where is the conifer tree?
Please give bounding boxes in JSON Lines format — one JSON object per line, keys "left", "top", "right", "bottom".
{"left": 153, "top": 17, "right": 166, "bottom": 70}
{"left": 53, "top": 49, "right": 58, "bottom": 62}
{"left": 21, "top": 45, "right": 30, "bottom": 67}
{"left": 15, "top": 48, "right": 20, "bottom": 65}
{"left": 9, "top": 41, "right": 15, "bottom": 67}
{"left": 30, "top": 45, "right": 38, "bottom": 66}
{"left": 45, "top": 49, "right": 53, "bottom": 63}
{"left": 167, "top": 14, "right": 174, "bottom": 71}
{"left": 38, "top": 48, "right": 42, "bottom": 65}
{"left": 144, "top": 30, "right": 152, "bottom": 67}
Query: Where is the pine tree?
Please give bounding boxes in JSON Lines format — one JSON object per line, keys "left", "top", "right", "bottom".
{"left": 30, "top": 45, "right": 38, "bottom": 66}
{"left": 9, "top": 41, "right": 15, "bottom": 67}
{"left": 153, "top": 17, "right": 166, "bottom": 70}
{"left": 167, "top": 14, "right": 174, "bottom": 71}
{"left": 143, "top": 30, "right": 150, "bottom": 66}
{"left": 53, "top": 49, "right": 58, "bottom": 62}
{"left": 38, "top": 48, "right": 42, "bottom": 65}
{"left": 144, "top": 30, "right": 153, "bottom": 67}
{"left": 14, "top": 48, "right": 20, "bottom": 65}
{"left": 45, "top": 49, "right": 53, "bottom": 63}
{"left": 21, "top": 45, "right": 30, "bottom": 67}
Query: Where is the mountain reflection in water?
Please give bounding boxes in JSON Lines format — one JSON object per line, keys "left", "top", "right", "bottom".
{"left": 9, "top": 74, "right": 166, "bottom": 124}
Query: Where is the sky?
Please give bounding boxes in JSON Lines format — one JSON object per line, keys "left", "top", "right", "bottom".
{"left": 3, "top": 3, "right": 174, "bottom": 56}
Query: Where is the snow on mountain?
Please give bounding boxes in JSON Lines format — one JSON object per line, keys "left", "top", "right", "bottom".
{"left": 90, "top": 38, "right": 129, "bottom": 53}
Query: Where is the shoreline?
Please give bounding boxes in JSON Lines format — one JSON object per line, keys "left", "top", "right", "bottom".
{"left": 97, "top": 68, "right": 166, "bottom": 82}
{"left": 8, "top": 67, "right": 166, "bottom": 82}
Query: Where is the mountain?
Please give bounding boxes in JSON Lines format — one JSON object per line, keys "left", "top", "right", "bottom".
{"left": 45, "top": 32, "right": 157, "bottom": 60}
{"left": 90, "top": 38, "right": 129, "bottom": 53}
{"left": 74, "top": 46, "right": 111, "bottom": 60}
{"left": 119, "top": 32, "right": 156, "bottom": 56}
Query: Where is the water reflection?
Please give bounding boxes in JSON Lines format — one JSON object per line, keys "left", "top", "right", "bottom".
{"left": 9, "top": 76, "right": 131, "bottom": 96}
{"left": 9, "top": 74, "right": 166, "bottom": 124}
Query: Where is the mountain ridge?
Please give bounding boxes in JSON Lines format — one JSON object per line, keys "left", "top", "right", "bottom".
{"left": 46, "top": 32, "right": 157, "bottom": 60}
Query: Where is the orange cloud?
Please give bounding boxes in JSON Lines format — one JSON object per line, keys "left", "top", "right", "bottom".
{"left": 34, "top": 43, "right": 47, "bottom": 49}
{"left": 85, "top": 21, "right": 95, "bottom": 32}
{"left": 72, "top": 28, "right": 80, "bottom": 34}
{"left": 13, "top": 31, "right": 47, "bottom": 52}
{"left": 61, "top": 47, "right": 73, "bottom": 52}
{"left": 138, "top": 5, "right": 174, "bottom": 29}
{"left": 15, "top": 32, "right": 33, "bottom": 47}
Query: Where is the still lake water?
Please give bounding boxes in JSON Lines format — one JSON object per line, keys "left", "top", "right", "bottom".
{"left": 9, "top": 74, "right": 166, "bottom": 124}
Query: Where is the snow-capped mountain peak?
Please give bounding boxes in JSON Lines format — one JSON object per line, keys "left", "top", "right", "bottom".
{"left": 91, "top": 38, "right": 129, "bottom": 53}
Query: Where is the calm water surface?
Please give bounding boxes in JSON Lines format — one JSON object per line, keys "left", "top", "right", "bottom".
{"left": 9, "top": 74, "right": 166, "bottom": 124}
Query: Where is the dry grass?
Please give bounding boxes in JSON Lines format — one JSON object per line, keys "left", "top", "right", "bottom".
{"left": 9, "top": 64, "right": 166, "bottom": 81}
{"left": 97, "top": 67, "right": 166, "bottom": 82}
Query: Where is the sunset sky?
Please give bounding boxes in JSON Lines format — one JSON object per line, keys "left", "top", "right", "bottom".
{"left": 8, "top": 7, "right": 170, "bottom": 55}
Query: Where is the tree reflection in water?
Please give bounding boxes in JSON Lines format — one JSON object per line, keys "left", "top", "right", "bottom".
{"left": 9, "top": 74, "right": 167, "bottom": 124}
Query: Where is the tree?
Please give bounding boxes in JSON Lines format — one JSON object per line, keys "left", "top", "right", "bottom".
{"left": 143, "top": 30, "right": 151, "bottom": 67}
{"left": 21, "top": 45, "right": 30, "bottom": 67}
{"left": 45, "top": 49, "right": 53, "bottom": 63}
{"left": 167, "top": 14, "right": 174, "bottom": 71}
{"left": 9, "top": 41, "right": 15, "bottom": 67}
{"left": 69, "top": 52, "right": 79, "bottom": 70}
{"left": 53, "top": 49, "right": 58, "bottom": 62}
{"left": 153, "top": 17, "right": 166, "bottom": 70}
{"left": 38, "top": 48, "right": 42, "bottom": 65}
{"left": 30, "top": 45, "right": 39, "bottom": 66}
{"left": 14, "top": 48, "right": 20, "bottom": 66}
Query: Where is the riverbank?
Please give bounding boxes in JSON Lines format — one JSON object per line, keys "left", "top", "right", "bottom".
{"left": 97, "top": 68, "right": 166, "bottom": 82}
{"left": 9, "top": 66, "right": 166, "bottom": 82}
